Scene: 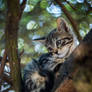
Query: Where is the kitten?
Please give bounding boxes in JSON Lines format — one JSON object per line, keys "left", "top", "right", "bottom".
{"left": 34, "top": 18, "right": 77, "bottom": 67}
{"left": 23, "top": 59, "right": 54, "bottom": 92}
{"left": 23, "top": 18, "right": 77, "bottom": 92}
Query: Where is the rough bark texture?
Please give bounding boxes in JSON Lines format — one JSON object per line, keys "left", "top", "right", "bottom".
{"left": 54, "top": 0, "right": 82, "bottom": 41}
{"left": 52, "top": 29, "right": 92, "bottom": 92}
{"left": 55, "top": 79, "right": 77, "bottom": 92}
{"left": 5, "top": 0, "right": 22, "bottom": 92}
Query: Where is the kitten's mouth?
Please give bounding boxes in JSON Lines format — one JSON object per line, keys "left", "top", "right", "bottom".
{"left": 54, "top": 47, "right": 70, "bottom": 59}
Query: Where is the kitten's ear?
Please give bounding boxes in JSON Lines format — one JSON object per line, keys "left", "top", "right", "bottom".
{"left": 32, "top": 37, "right": 46, "bottom": 44}
{"left": 57, "top": 18, "right": 70, "bottom": 32}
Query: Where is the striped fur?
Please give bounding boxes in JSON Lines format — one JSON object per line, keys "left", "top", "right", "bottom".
{"left": 23, "top": 58, "right": 54, "bottom": 92}
{"left": 23, "top": 18, "right": 77, "bottom": 92}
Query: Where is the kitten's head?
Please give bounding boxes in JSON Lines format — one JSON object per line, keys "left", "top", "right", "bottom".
{"left": 33, "top": 18, "right": 74, "bottom": 58}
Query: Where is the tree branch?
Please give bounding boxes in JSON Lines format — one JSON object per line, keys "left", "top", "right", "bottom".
{"left": 20, "top": 0, "right": 26, "bottom": 18}
{"left": 5, "top": 0, "right": 23, "bottom": 91}
{"left": 54, "top": 0, "right": 82, "bottom": 41}
{"left": 0, "top": 50, "right": 7, "bottom": 77}
{"left": 52, "top": 29, "right": 92, "bottom": 92}
{"left": 64, "top": 0, "right": 77, "bottom": 11}
{"left": 2, "top": 73, "right": 12, "bottom": 85}
{"left": 55, "top": 79, "right": 78, "bottom": 92}
{"left": 19, "top": 49, "right": 24, "bottom": 57}
{"left": 0, "top": 57, "right": 9, "bottom": 63}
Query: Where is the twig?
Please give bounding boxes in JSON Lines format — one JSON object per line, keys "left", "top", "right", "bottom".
{"left": 64, "top": 0, "right": 77, "bottom": 10}
{"left": 19, "top": 49, "right": 24, "bottom": 57}
{"left": 20, "top": 0, "right": 26, "bottom": 18}
{"left": 0, "top": 50, "right": 7, "bottom": 77}
{"left": 2, "top": 73, "right": 12, "bottom": 85}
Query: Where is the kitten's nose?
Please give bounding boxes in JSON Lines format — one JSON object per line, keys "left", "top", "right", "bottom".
{"left": 53, "top": 49, "right": 58, "bottom": 54}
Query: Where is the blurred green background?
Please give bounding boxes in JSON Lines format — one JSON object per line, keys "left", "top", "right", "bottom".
{"left": 0, "top": 0, "right": 92, "bottom": 65}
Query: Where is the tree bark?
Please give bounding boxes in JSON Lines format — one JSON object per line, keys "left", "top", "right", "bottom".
{"left": 54, "top": 0, "right": 82, "bottom": 41}
{"left": 52, "top": 29, "right": 92, "bottom": 92}
{"left": 5, "top": 0, "right": 25, "bottom": 91}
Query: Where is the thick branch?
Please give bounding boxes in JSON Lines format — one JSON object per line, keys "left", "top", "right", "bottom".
{"left": 55, "top": 79, "right": 77, "bottom": 92}
{"left": 5, "top": 0, "right": 23, "bottom": 91}
{"left": 54, "top": 0, "right": 82, "bottom": 41}
{"left": 52, "top": 29, "right": 92, "bottom": 92}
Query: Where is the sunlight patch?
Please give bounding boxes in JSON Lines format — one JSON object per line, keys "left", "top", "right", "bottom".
{"left": 27, "top": 20, "right": 38, "bottom": 30}
{"left": 77, "top": 0, "right": 84, "bottom": 3}
{"left": 47, "top": 4, "right": 61, "bottom": 17}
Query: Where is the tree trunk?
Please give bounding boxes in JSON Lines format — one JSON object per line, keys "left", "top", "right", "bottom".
{"left": 5, "top": 0, "right": 22, "bottom": 92}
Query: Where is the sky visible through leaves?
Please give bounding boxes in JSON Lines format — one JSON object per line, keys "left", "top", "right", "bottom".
{"left": 0, "top": 0, "right": 92, "bottom": 64}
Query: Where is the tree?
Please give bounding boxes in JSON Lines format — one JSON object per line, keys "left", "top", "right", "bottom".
{"left": 2, "top": 0, "right": 26, "bottom": 91}
{"left": 0, "top": 0, "right": 92, "bottom": 92}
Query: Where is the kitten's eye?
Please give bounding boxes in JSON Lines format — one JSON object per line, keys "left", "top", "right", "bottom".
{"left": 62, "top": 37, "right": 73, "bottom": 46}
{"left": 56, "top": 40, "right": 61, "bottom": 47}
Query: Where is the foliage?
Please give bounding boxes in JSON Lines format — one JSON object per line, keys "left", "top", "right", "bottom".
{"left": 0, "top": 0, "right": 92, "bottom": 63}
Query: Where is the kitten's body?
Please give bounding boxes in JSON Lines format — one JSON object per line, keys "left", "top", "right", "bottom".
{"left": 23, "top": 58, "right": 54, "bottom": 92}
{"left": 23, "top": 18, "right": 78, "bottom": 92}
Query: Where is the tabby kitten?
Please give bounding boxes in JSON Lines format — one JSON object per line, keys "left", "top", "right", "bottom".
{"left": 34, "top": 18, "right": 77, "bottom": 69}
{"left": 23, "top": 58, "right": 54, "bottom": 92}
{"left": 23, "top": 18, "right": 77, "bottom": 92}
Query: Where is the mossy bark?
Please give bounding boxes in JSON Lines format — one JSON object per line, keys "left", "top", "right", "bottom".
{"left": 5, "top": 0, "right": 22, "bottom": 92}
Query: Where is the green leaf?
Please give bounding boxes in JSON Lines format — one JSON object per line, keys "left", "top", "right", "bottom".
{"left": 28, "top": 0, "right": 40, "bottom": 6}
{"left": 40, "top": 0, "right": 48, "bottom": 9}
